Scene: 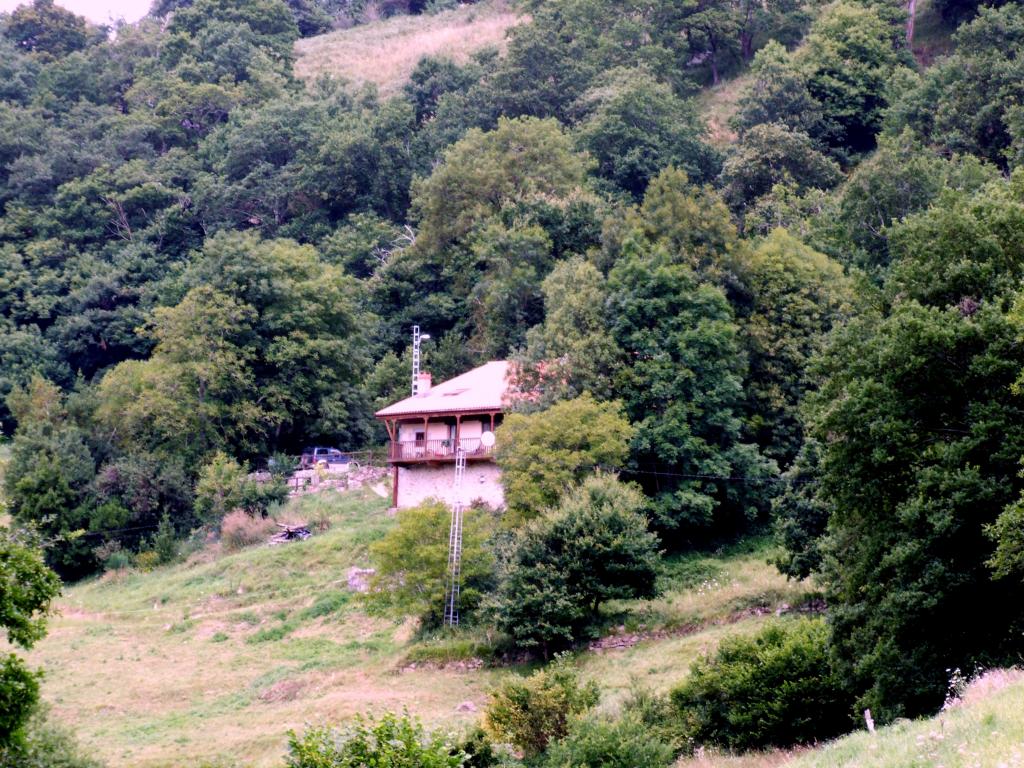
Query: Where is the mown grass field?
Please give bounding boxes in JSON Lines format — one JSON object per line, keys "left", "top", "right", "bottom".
{"left": 23, "top": 487, "right": 813, "bottom": 768}
{"left": 294, "top": 1, "right": 520, "bottom": 97}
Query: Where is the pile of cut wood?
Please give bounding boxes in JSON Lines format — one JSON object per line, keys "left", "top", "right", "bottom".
{"left": 269, "top": 523, "right": 311, "bottom": 545}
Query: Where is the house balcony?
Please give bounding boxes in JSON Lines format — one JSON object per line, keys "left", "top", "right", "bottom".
{"left": 387, "top": 437, "right": 495, "bottom": 464}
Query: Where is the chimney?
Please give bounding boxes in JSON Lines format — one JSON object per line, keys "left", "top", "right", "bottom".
{"left": 416, "top": 372, "right": 432, "bottom": 395}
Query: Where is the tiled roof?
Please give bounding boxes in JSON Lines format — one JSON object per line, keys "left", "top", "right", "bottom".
{"left": 375, "top": 361, "right": 511, "bottom": 418}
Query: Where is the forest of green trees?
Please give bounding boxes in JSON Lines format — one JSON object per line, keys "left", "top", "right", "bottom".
{"left": 3, "top": 0, "right": 1024, "bottom": 762}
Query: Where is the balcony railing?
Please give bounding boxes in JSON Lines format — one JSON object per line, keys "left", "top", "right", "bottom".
{"left": 387, "top": 437, "right": 494, "bottom": 463}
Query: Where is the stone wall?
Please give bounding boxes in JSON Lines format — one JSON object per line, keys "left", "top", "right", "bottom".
{"left": 396, "top": 462, "right": 504, "bottom": 509}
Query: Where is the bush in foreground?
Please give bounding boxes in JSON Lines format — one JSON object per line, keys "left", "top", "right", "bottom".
{"left": 670, "top": 617, "right": 853, "bottom": 750}
{"left": 543, "top": 714, "right": 675, "bottom": 768}
{"left": 494, "top": 474, "right": 659, "bottom": 653}
{"left": 0, "top": 527, "right": 61, "bottom": 751}
{"left": 484, "top": 657, "right": 599, "bottom": 758}
{"left": 367, "top": 499, "right": 495, "bottom": 627}
{"left": 286, "top": 712, "right": 463, "bottom": 768}
{"left": 0, "top": 708, "right": 104, "bottom": 768}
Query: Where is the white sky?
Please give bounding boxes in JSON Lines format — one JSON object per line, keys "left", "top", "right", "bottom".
{"left": 0, "top": 0, "right": 151, "bottom": 24}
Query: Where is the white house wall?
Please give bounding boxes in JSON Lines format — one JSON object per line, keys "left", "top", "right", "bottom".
{"left": 398, "top": 423, "right": 420, "bottom": 442}
{"left": 426, "top": 422, "right": 450, "bottom": 441}
{"left": 396, "top": 463, "right": 504, "bottom": 509}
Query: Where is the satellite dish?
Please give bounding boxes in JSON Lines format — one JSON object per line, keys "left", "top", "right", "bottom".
{"left": 480, "top": 431, "right": 496, "bottom": 448}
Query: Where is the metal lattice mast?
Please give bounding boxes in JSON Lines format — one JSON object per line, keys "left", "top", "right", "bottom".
{"left": 411, "top": 325, "right": 423, "bottom": 396}
{"left": 444, "top": 448, "right": 467, "bottom": 627}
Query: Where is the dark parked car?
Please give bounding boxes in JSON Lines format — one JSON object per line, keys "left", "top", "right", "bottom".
{"left": 299, "top": 447, "right": 351, "bottom": 469}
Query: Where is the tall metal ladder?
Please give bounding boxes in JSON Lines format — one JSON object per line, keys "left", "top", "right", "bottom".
{"left": 443, "top": 448, "right": 467, "bottom": 627}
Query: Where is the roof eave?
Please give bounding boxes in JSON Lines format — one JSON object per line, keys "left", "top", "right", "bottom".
{"left": 374, "top": 405, "right": 506, "bottom": 420}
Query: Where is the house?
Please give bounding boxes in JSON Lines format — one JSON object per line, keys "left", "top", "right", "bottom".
{"left": 375, "top": 361, "right": 511, "bottom": 509}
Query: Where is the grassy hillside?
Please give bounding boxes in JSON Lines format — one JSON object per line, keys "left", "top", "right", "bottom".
{"left": 24, "top": 489, "right": 810, "bottom": 768}
{"left": 673, "top": 671, "right": 1024, "bottom": 768}
{"left": 294, "top": 1, "right": 521, "bottom": 97}
{"left": 20, "top": 484, "right": 1018, "bottom": 768}
{"left": 789, "top": 669, "right": 1024, "bottom": 768}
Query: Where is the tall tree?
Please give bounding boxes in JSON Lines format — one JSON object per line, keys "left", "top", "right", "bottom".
{"left": 885, "top": 5, "right": 1024, "bottom": 170}
{"left": 732, "top": 229, "right": 852, "bottom": 465}
{"left": 375, "top": 116, "right": 597, "bottom": 352}
{"left": 796, "top": 2, "right": 900, "bottom": 155}
{"left": 495, "top": 394, "right": 634, "bottom": 523}
{"left": 608, "top": 216, "right": 776, "bottom": 540}
{"left": 886, "top": 170, "right": 1024, "bottom": 308}
{"left": 720, "top": 123, "right": 842, "bottom": 213}
{"left": 829, "top": 131, "right": 998, "bottom": 275}
{"left": 732, "top": 41, "right": 822, "bottom": 137}
{"left": 574, "top": 67, "right": 720, "bottom": 198}
{"left": 2, "top": 0, "right": 97, "bottom": 60}
{"left": 806, "top": 302, "right": 1024, "bottom": 720}
{"left": 519, "top": 256, "right": 622, "bottom": 404}
{"left": 98, "top": 232, "right": 370, "bottom": 462}
{"left": 4, "top": 379, "right": 97, "bottom": 579}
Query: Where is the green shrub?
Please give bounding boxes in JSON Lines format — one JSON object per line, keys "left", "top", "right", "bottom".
{"left": 495, "top": 395, "right": 634, "bottom": 523}
{"left": 166, "top": 620, "right": 194, "bottom": 635}
{"left": 494, "top": 474, "right": 659, "bottom": 653}
{"left": 458, "top": 726, "right": 500, "bottom": 768}
{"left": 367, "top": 499, "right": 495, "bottom": 627}
{"left": 246, "top": 620, "right": 297, "bottom": 644}
{"left": 268, "top": 452, "right": 298, "bottom": 481}
{"left": 152, "top": 514, "right": 178, "bottom": 565}
{"left": 0, "top": 708, "right": 103, "bottom": 768}
{"left": 484, "top": 656, "right": 599, "bottom": 758}
{"left": 102, "top": 548, "right": 133, "bottom": 571}
{"left": 543, "top": 714, "right": 675, "bottom": 768}
{"left": 285, "top": 712, "right": 464, "bottom": 768}
{"left": 670, "top": 618, "right": 853, "bottom": 751}
{"left": 425, "top": 0, "right": 459, "bottom": 14}
{"left": 195, "top": 453, "right": 288, "bottom": 526}
{"left": 194, "top": 453, "right": 249, "bottom": 526}
{"left": 620, "top": 686, "right": 683, "bottom": 752}
{"left": 403, "top": 636, "right": 494, "bottom": 665}
{"left": 0, "top": 655, "right": 40, "bottom": 747}
{"left": 134, "top": 550, "right": 161, "bottom": 572}
{"left": 298, "top": 591, "right": 350, "bottom": 621}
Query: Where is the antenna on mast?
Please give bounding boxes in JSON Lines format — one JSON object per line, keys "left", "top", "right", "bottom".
{"left": 411, "top": 325, "right": 430, "bottom": 396}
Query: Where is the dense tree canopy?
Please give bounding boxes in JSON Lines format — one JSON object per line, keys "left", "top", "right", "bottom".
{"left": 607, "top": 193, "right": 776, "bottom": 539}
{"left": 886, "top": 5, "right": 1024, "bottom": 169}
{"left": 806, "top": 301, "right": 1024, "bottom": 720}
